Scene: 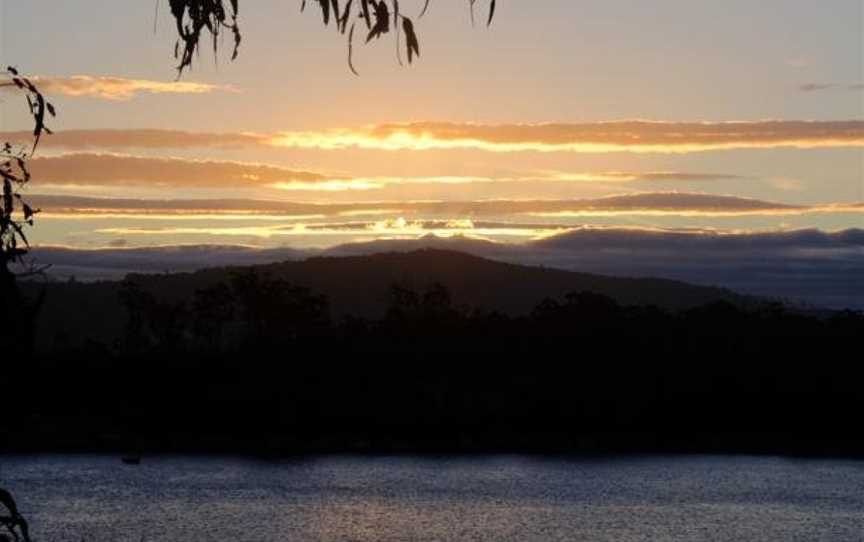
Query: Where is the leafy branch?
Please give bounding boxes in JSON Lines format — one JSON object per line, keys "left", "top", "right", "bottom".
{"left": 0, "top": 67, "right": 56, "bottom": 275}
{"left": 166, "top": 0, "right": 497, "bottom": 76}
{"left": 0, "top": 488, "right": 31, "bottom": 542}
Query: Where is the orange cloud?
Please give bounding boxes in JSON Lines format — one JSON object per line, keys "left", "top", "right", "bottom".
{"left": 24, "top": 75, "right": 234, "bottom": 100}
{"left": 27, "top": 192, "right": 864, "bottom": 219}
{"left": 28, "top": 153, "right": 327, "bottom": 188}
{"left": 4, "top": 121, "right": 861, "bottom": 155}
{"left": 269, "top": 120, "right": 864, "bottom": 153}
{"left": 23, "top": 153, "right": 746, "bottom": 191}
{"left": 91, "top": 219, "right": 556, "bottom": 240}
{"left": 0, "top": 130, "right": 265, "bottom": 150}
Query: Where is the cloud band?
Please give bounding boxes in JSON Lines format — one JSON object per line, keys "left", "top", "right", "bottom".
{"left": 1, "top": 75, "right": 233, "bottom": 101}
{"left": 4, "top": 120, "right": 861, "bottom": 155}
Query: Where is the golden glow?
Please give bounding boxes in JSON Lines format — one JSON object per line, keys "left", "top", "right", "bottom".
{"left": 272, "top": 180, "right": 385, "bottom": 191}
{"left": 7, "top": 122, "right": 862, "bottom": 154}
{"left": 32, "top": 198, "right": 864, "bottom": 220}
{"left": 338, "top": 209, "right": 404, "bottom": 217}
{"left": 94, "top": 217, "right": 560, "bottom": 239}
{"left": 267, "top": 121, "right": 864, "bottom": 154}
{"left": 366, "top": 217, "right": 427, "bottom": 234}
{"left": 40, "top": 211, "right": 327, "bottom": 221}
{"left": 32, "top": 153, "right": 740, "bottom": 194}
{"left": 28, "top": 76, "right": 235, "bottom": 101}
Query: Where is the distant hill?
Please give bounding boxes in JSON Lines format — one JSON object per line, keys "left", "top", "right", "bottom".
{"left": 27, "top": 249, "right": 756, "bottom": 347}
{"left": 28, "top": 228, "right": 864, "bottom": 309}
{"left": 28, "top": 244, "right": 311, "bottom": 281}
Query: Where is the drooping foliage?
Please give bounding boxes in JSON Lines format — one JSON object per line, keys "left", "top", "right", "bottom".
{"left": 0, "top": 67, "right": 55, "bottom": 276}
{"left": 167, "top": 0, "right": 242, "bottom": 76}
{"left": 0, "top": 488, "right": 31, "bottom": 542}
{"left": 166, "top": 0, "right": 497, "bottom": 76}
{"left": 0, "top": 67, "right": 51, "bottom": 542}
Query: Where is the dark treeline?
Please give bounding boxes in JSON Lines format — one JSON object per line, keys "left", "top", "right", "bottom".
{"left": 3, "top": 268, "right": 864, "bottom": 457}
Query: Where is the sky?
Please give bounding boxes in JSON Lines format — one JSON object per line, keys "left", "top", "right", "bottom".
{"left": 0, "top": 0, "right": 862, "bottom": 255}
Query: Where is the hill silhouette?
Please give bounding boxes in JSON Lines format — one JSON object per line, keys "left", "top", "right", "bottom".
{"left": 9, "top": 249, "right": 864, "bottom": 456}
{"left": 142, "top": 249, "right": 755, "bottom": 313}
{"left": 30, "top": 228, "right": 864, "bottom": 309}
{"left": 29, "top": 249, "right": 755, "bottom": 347}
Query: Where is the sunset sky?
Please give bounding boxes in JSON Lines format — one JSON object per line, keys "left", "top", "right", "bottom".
{"left": 0, "top": 0, "right": 862, "bottom": 251}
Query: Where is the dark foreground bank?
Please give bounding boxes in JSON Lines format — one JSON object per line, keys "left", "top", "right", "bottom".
{"left": 3, "top": 260, "right": 863, "bottom": 457}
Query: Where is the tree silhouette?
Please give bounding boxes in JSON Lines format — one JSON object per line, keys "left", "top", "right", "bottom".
{"left": 193, "top": 283, "right": 235, "bottom": 349}
{"left": 386, "top": 282, "right": 464, "bottom": 329}
{"left": 229, "top": 270, "right": 329, "bottom": 344}
{"left": 0, "top": 489, "right": 31, "bottom": 542}
{"left": 119, "top": 280, "right": 159, "bottom": 351}
{"left": 1, "top": 68, "right": 54, "bottom": 355}
{"left": 118, "top": 280, "right": 191, "bottom": 351}
{"left": 0, "top": 67, "right": 55, "bottom": 282}
{"left": 0, "top": 67, "right": 53, "bottom": 542}
{"left": 166, "top": 0, "right": 497, "bottom": 76}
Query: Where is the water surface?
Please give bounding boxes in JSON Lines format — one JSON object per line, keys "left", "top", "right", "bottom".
{"left": 2, "top": 455, "right": 862, "bottom": 541}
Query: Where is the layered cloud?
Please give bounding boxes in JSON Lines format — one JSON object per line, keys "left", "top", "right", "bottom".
{"left": 24, "top": 152, "right": 745, "bottom": 192}
{"left": 0, "top": 130, "right": 265, "bottom": 150}
{"left": 28, "top": 192, "right": 864, "bottom": 219}
{"left": 269, "top": 120, "right": 864, "bottom": 153}
{"left": 519, "top": 193, "right": 864, "bottom": 218}
{"left": 5, "top": 120, "right": 862, "bottom": 155}
{"left": 1, "top": 75, "right": 233, "bottom": 100}
{"left": 28, "top": 153, "right": 328, "bottom": 188}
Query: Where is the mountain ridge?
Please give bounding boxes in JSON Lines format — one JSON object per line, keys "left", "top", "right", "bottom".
{"left": 29, "top": 248, "right": 757, "bottom": 348}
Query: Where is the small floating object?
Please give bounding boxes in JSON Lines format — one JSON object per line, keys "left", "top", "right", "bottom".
{"left": 121, "top": 455, "right": 142, "bottom": 465}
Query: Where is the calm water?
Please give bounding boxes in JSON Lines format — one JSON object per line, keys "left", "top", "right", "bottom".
{"left": 1, "top": 455, "right": 862, "bottom": 541}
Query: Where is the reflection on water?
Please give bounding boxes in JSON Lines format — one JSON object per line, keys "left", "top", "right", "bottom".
{"left": 2, "top": 455, "right": 862, "bottom": 542}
